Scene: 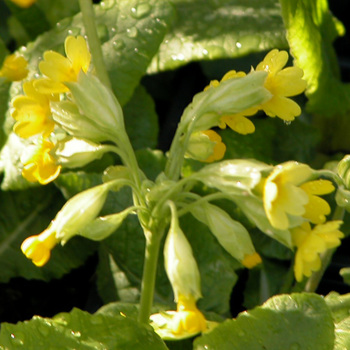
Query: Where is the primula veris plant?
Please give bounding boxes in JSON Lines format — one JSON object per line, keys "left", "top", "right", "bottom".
{"left": 1, "top": 0, "right": 350, "bottom": 349}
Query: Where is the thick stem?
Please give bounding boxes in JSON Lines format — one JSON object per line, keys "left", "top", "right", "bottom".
{"left": 138, "top": 231, "right": 162, "bottom": 324}
{"left": 79, "top": 0, "right": 112, "bottom": 89}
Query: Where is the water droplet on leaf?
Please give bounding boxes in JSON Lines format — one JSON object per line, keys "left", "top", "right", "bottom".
{"left": 126, "top": 27, "right": 138, "bottom": 38}
{"left": 130, "top": 3, "right": 151, "bottom": 19}
{"left": 113, "top": 39, "right": 125, "bottom": 50}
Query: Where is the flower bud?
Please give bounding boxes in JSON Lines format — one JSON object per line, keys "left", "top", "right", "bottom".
{"left": 185, "top": 130, "right": 226, "bottom": 163}
{"left": 337, "top": 155, "right": 350, "bottom": 189}
{"left": 164, "top": 206, "right": 202, "bottom": 302}
{"left": 190, "top": 203, "right": 261, "bottom": 268}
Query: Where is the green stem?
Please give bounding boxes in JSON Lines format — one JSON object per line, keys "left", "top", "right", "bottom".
{"left": 138, "top": 230, "right": 163, "bottom": 324}
{"left": 304, "top": 205, "right": 345, "bottom": 293}
{"left": 79, "top": 0, "right": 112, "bottom": 89}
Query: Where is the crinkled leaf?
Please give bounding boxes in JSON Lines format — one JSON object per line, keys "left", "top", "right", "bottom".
{"left": 148, "top": 0, "right": 287, "bottom": 73}
{"left": 325, "top": 292, "right": 350, "bottom": 324}
{"left": 0, "top": 306, "right": 167, "bottom": 349}
{"left": 334, "top": 317, "right": 350, "bottom": 350}
{"left": 279, "top": 0, "right": 347, "bottom": 117}
{"left": 194, "top": 293, "right": 334, "bottom": 350}
{"left": 0, "top": 185, "right": 96, "bottom": 282}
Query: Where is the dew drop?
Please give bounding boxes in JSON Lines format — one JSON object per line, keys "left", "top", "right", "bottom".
{"left": 284, "top": 120, "right": 292, "bottom": 126}
{"left": 67, "top": 27, "right": 81, "bottom": 36}
{"left": 130, "top": 3, "right": 151, "bottom": 19}
{"left": 113, "top": 39, "right": 125, "bottom": 50}
{"left": 100, "top": 0, "right": 115, "bottom": 10}
{"left": 56, "top": 18, "right": 71, "bottom": 30}
{"left": 10, "top": 333, "right": 24, "bottom": 346}
{"left": 71, "top": 330, "right": 81, "bottom": 337}
{"left": 236, "top": 41, "right": 242, "bottom": 48}
{"left": 126, "top": 27, "right": 138, "bottom": 38}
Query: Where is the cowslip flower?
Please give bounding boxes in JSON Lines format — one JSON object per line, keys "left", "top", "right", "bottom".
{"left": 263, "top": 162, "right": 334, "bottom": 230}
{"left": 9, "top": 0, "right": 35, "bottom": 7}
{"left": 21, "top": 138, "right": 61, "bottom": 185}
{"left": 22, "top": 182, "right": 114, "bottom": 266}
{"left": 34, "top": 36, "right": 91, "bottom": 94}
{"left": 150, "top": 294, "right": 207, "bottom": 339}
{"left": 12, "top": 80, "right": 58, "bottom": 138}
{"left": 0, "top": 54, "right": 28, "bottom": 82}
{"left": 255, "top": 49, "right": 307, "bottom": 121}
{"left": 205, "top": 70, "right": 259, "bottom": 134}
{"left": 21, "top": 227, "right": 57, "bottom": 267}
{"left": 292, "top": 221, "right": 344, "bottom": 282}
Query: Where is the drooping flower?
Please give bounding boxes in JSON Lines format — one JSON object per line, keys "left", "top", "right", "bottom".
{"left": 9, "top": 0, "right": 35, "bottom": 7}
{"left": 255, "top": 49, "right": 307, "bottom": 121}
{"left": 34, "top": 36, "right": 91, "bottom": 94}
{"left": 21, "top": 227, "right": 57, "bottom": 267}
{"left": 21, "top": 138, "right": 61, "bottom": 185}
{"left": 0, "top": 54, "right": 28, "bottom": 81}
{"left": 12, "top": 80, "right": 58, "bottom": 138}
{"left": 263, "top": 162, "right": 334, "bottom": 230}
{"left": 205, "top": 70, "right": 259, "bottom": 134}
{"left": 292, "top": 221, "right": 344, "bottom": 282}
{"left": 22, "top": 182, "right": 115, "bottom": 266}
{"left": 150, "top": 294, "right": 207, "bottom": 339}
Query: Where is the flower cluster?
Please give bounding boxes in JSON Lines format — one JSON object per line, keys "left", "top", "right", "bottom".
{"left": 190, "top": 49, "right": 306, "bottom": 163}
{"left": 261, "top": 161, "right": 343, "bottom": 281}
{"left": 11, "top": 36, "right": 92, "bottom": 184}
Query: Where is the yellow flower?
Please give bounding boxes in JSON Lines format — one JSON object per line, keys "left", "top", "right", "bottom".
{"left": 12, "top": 80, "right": 58, "bottom": 138}
{"left": 202, "top": 130, "right": 226, "bottom": 162}
{"left": 21, "top": 138, "right": 61, "bottom": 185}
{"left": 263, "top": 162, "right": 334, "bottom": 230}
{"left": 292, "top": 221, "right": 344, "bottom": 282}
{"left": 242, "top": 252, "right": 262, "bottom": 269}
{"left": 21, "top": 227, "right": 57, "bottom": 267}
{"left": 299, "top": 180, "right": 335, "bottom": 224}
{"left": 170, "top": 295, "right": 207, "bottom": 335}
{"left": 9, "top": 0, "right": 35, "bottom": 7}
{"left": 255, "top": 49, "right": 307, "bottom": 121}
{"left": 0, "top": 54, "right": 28, "bottom": 82}
{"left": 34, "top": 36, "right": 91, "bottom": 94}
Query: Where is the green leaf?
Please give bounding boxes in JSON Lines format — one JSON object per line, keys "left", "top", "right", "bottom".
{"left": 0, "top": 186, "right": 96, "bottom": 282}
{"left": 0, "top": 306, "right": 167, "bottom": 349}
{"left": 340, "top": 268, "right": 350, "bottom": 286}
{"left": 194, "top": 293, "right": 335, "bottom": 350}
{"left": 334, "top": 317, "right": 350, "bottom": 350}
{"left": 124, "top": 85, "right": 159, "bottom": 150}
{"left": 148, "top": 0, "right": 287, "bottom": 73}
{"left": 279, "top": 0, "right": 350, "bottom": 118}
{"left": 325, "top": 292, "right": 350, "bottom": 324}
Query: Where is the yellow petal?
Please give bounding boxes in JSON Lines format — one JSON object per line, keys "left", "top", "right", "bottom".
{"left": 40, "top": 51, "right": 74, "bottom": 82}
{"left": 261, "top": 95, "right": 301, "bottom": 121}
{"left": 65, "top": 36, "right": 91, "bottom": 74}
{"left": 300, "top": 180, "right": 335, "bottom": 195}
{"left": 223, "top": 114, "right": 255, "bottom": 134}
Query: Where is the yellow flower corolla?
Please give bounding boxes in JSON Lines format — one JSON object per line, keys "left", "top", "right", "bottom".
{"left": 242, "top": 252, "right": 262, "bottom": 269}
{"left": 9, "top": 0, "right": 35, "bottom": 7}
{"left": 12, "top": 80, "right": 58, "bottom": 138}
{"left": 300, "top": 180, "right": 335, "bottom": 224}
{"left": 0, "top": 54, "right": 28, "bottom": 82}
{"left": 255, "top": 49, "right": 307, "bottom": 121}
{"left": 201, "top": 130, "right": 226, "bottom": 162}
{"left": 169, "top": 295, "right": 207, "bottom": 336}
{"left": 292, "top": 221, "right": 344, "bottom": 282}
{"left": 21, "top": 228, "right": 57, "bottom": 267}
{"left": 263, "top": 162, "right": 334, "bottom": 230}
{"left": 34, "top": 36, "right": 91, "bottom": 94}
{"left": 22, "top": 138, "right": 61, "bottom": 185}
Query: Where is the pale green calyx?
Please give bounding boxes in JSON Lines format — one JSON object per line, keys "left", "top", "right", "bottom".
{"left": 77, "top": 207, "right": 136, "bottom": 241}
{"left": 190, "top": 203, "right": 261, "bottom": 268}
{"left": 187, "top": 70, "right": 271, "bottom": 132}
{"left": 53, "top": 136, "right": 116, "bottom": 168}
{"left": 51, "top": 181, "right": 117, "bottom": 244}
{"left": 164, "top": 203, "right": 202, "bottom": 301}
{"left": 51, "top": 100, "right": 114, "bottom": 143}
{"left": 192, "top": 159, "right": 271, "bottom": 194}
{"left": 66, "top": 72, "right": 125, "bottom": 143}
